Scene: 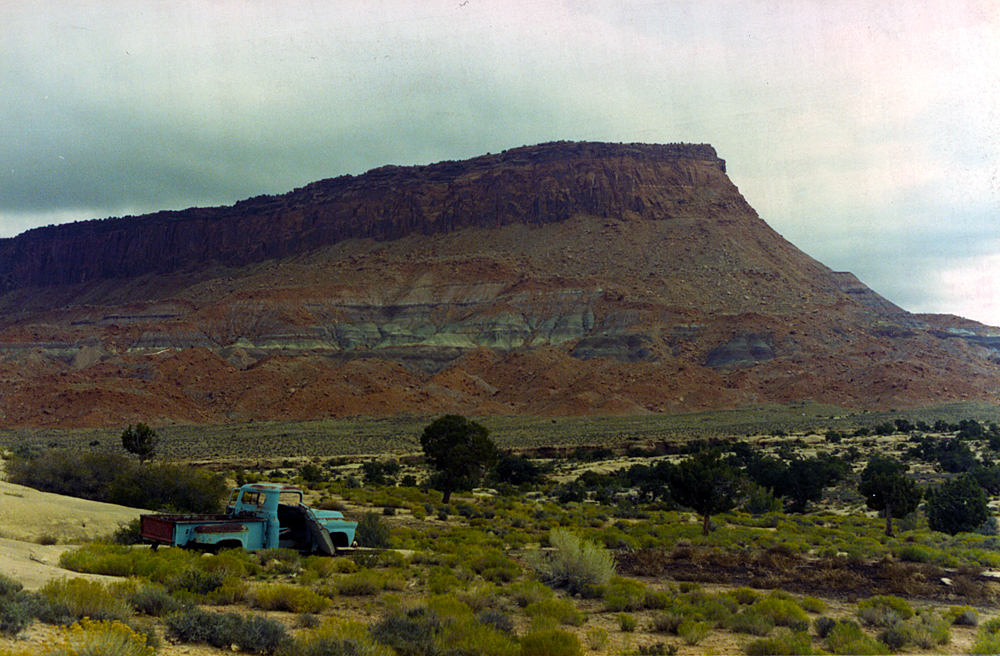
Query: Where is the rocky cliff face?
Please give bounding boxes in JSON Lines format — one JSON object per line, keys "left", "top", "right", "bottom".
{"left": 0, "top": 141, "right": 997, "bottom": 428}
{"left": 0, "top": 142, "right": 733, "bottom": 290}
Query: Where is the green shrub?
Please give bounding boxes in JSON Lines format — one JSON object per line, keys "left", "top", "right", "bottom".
{"left": 369, "top": 611, "right": 440, "bottom": 656}
{"left": 332, "top": 570, "right": 396, "bottom": 596}
{"left": 528, "top": 529, "right": 615, "bottom": 595}
{"left": 677, "top": 619, "right": 710, "bottom": 645}
{"left": 112, "top": 518, "right": 144, "bottom": 545}
{"left": 60, "top": 542, "right": 189, "bottom": 580}
{"left": 753, "top": 597, "right": 810, "bottom": 630}
{"left": 813, "top": 616, "right": 837, "bottom": 639}
{"left": 799, "top": 596, "right": 826, "bottom": 614}
{"left": 468, "top": 550, "right": 521, "bottom": 583}
{"left": 455, "top": 584, "right": 503, "bottom": 612}
{"left": 6, "top": 451, "right": 127, "bottom": 501}
{"left": 477, "top": 609, "right": 515, "bottom": 635}
{"left": 300, "top": 463, "right": 329, "bottom": 483}
{"left": 0, "top": 574, "right": 32, "bottom": 637}
{"left": 727, "top": 610, "right": 775, "bottom": 636}
{"left": 165, "top": 608, "right": 287, "bottom": 654}
{"left": 129, "top": 619, "right": 161, "bottom": 653}
{"left": 253, "top": 584, "right": 329, "bottom": 614}
{"left": 743, "top": 484, "right": 783, "bottom": 515}
{"left": 206, "top": 578, "right": 250, "bottom": 605}
{"left": 0, "top": 575, "right": 22, "bottom": 599}
{"left": 297, "top": 613, "right": 321, "bottom": 629}
{"left": 168, "top": 566, "right": 227, "bottom": 596}
{"left": 519, "top": 628, "right": 582, "bottom": 656}
{"left": 856, "top": 595, "right": 914, "bottom": 627}
{"left": 165, "top": 608, "right": 241, "bottom": 648}
{"left": 426, "top": 568, "right": 462, "bottom": 595}
{"left": 947, "top": 605, "right": 979, "bottom": 626}
{"left": 652, "top": 612, "right": 684, "bottom": 634}
{"left": 970, "top": 633, "right": 1000, "bottom": 656}
{"left": 436, "top": 617, "right": 520, "bottom": 656}
{"left": 507, "top": 581, "right": 553, "bottom": 608}
{"left": 356, "top": 512, "right": 393, "bottom": 549}
{"left": 617, "top": 613, "right": 637, "bottom": 632}
{"left": 877, "top": 624, "right": 913, "bottom": 650}
{"left": 727, "top": 587, "right": 763, "bottom": 605}
{"left": 970, "top": 619, "right": 1000, "bottom": 655}
{"left": 744, "top": 631, "right": 816, "bottom": 655}
{"left": 303, "top": 555, "right": 357, "bottom": 579}
{"left": 524, "top": 598, "right": 585, "bottom": 627}
{"left": 426, "top": 595, "right": 474, "bottom": 620}
{"left": 911, "top": 609, "right": 951, "bottom": 648}
{"left": 585, "top": 627, "right": 609, "bottom": 650}
{"left": 0, "top": 597, "right": 33, "bottom": 637}
{"left": 7, "top": 449, "right": 228, "bottom": 514}
{"left": 895, "top": 543, "right": 933, "bottom": 563}
{"left": 602, "top": 577, "right": 647, "bottom": 612}
{"left": 232, "top": 614, "right": 290, "bottom": 655}
{"left": 258, "top": 547, "right": 301, "bottom": 569}
{"left": 291, "top": 619, "right": 393, "bottom": 656}
{"left": 823, "top": 620, "right": 890, "bottom": 655}
{"left": 37, "top": 578, "right": 131, "bottom": 622}
{"left": 698, "top": 595, "right": 739, "bottom": 623}
{"left": 108, "top": 462, "right": 229, "bottom": 513}
{"left": 122, "top": 581, "right": 184, "bottom": 616}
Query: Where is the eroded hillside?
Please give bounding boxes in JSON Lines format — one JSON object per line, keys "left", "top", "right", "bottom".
{"left": 0, "top": 142, "right": 997, "bottom": 427}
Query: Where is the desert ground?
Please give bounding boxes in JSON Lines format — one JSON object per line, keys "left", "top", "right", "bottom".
{"left": 2, "top": 409, "right": 1000, "bottom": 655}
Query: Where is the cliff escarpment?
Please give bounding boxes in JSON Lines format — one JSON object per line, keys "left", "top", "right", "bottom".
{"left": 0, "top": 142, "right": 734, "bottom": 290}
{"left": 0, "top": 141, "right": 998, "bottom": 428}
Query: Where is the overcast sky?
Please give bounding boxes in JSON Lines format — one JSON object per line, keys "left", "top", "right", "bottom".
{"left": 3, "top": 1, "right": 999, "bottom": 324}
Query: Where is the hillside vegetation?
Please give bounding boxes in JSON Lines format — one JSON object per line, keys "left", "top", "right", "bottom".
{"left": 3, "top": 411, "right": 1000, "bottom": 654}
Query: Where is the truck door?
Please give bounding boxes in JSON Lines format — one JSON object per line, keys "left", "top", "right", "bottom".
{"left": 306, "top": 516, "right": 336, "bottom": 556}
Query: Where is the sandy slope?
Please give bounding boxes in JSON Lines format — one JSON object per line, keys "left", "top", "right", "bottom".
{"left": 0, "top": 479, "right": 142, "bottom": 589}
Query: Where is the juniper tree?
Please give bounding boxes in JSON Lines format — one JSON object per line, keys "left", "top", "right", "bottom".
{"left": 859, "top": 455, "right": 921, "bottom": 537}
{"left": 120, "top": 422, "right": 159, "bottom": 464}
{"left": 420, "top": 415, "right": 498, "bottom": 504}
{"left": 668, "top": 450, "right": 743, "bottom": 536}
{"left": 926, "top": 474, "right": 990, "bottom": 535}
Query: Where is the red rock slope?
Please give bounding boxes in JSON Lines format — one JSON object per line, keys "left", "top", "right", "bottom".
{"left": 0, "top": 141, "right": 996, "bottom": 427}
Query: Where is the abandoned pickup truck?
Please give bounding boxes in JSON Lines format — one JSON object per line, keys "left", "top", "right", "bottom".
{"left": 140, "top": 483, "right": 357, "bottom": 556}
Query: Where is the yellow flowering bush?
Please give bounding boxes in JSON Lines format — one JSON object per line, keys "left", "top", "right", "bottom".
{"left": 5, "top": 619, "right": 156, "bottom": 656}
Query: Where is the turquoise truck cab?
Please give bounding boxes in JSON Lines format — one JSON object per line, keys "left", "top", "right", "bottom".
{"left": 140, "top": 483, "right": 357, "bottom": 556}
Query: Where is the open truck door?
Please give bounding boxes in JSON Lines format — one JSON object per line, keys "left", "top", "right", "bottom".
{"left": 307, "top": 516, "right": 336, "bottom": 556}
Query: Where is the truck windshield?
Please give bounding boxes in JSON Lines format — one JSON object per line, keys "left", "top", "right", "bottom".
{"left": 240, "top": 492, "right": 266, "bottom": 507}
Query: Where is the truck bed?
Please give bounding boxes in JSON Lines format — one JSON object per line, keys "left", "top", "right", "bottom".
{"left": 140, "top": 513, "right": 264, "bottom": 544}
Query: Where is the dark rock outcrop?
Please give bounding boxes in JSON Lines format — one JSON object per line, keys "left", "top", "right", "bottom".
{"left": 0, "top": 142, "right": 731, "bottom": 290}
